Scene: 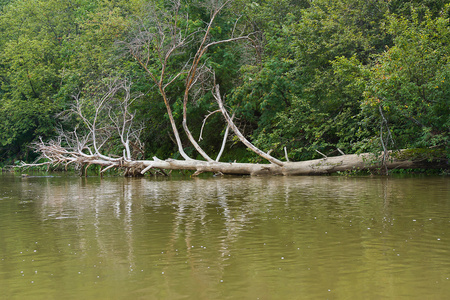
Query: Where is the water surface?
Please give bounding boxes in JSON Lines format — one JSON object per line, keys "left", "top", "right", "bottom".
{"left": 0, "top": 174, "right": 449, "bottom": 299}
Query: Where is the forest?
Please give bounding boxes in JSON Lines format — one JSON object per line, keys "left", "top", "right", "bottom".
{"left": 0, "top": 0, "right": 448, "bottom": 175}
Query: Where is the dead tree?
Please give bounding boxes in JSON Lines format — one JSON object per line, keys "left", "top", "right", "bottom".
{"left": 26, "top": 78, "right": 146, "bottom": 176}
{"left": 120, "top": 0, "right": 284, "bottom": 165}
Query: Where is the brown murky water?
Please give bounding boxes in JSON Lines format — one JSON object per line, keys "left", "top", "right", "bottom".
{"left": 0, "top": 174, "right": 449, "bottom": 299}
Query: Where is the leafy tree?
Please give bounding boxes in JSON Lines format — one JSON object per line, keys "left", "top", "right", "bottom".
{"left": 0, "top": 0, "right": 140, "bottom": 164}
{"left": 363, "top": 6, "right": 450, "bottom": 152}
{"left": 229, "top": 0, "right": 391, "bottom": 161}
{"left": 388, "top": 0, "right": 449, "bottom": 18}
{"left": 0, "top": 0, "right": 81, "bottom": 162}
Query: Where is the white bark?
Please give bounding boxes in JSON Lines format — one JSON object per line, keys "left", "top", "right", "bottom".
{"left": 22, "top": 143, "right": 443, "bottom": 176}
{"left": 213, "top": 85, "right": 285, "bottom": 166}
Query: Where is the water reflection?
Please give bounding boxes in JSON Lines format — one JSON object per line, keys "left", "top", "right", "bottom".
{"left": 0, "top": 175, "right": 449, "bottom": 299}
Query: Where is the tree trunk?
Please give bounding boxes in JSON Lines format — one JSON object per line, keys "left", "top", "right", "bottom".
{"left": 134, "top": 151, "right": 446, "bottom": 175}
{"left": 55, "top": 150, "right": 443, "bottom": 176}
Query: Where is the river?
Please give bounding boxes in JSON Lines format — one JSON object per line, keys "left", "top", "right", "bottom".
{"left": 0, "top": 173, "right": 449, "bottom": 299}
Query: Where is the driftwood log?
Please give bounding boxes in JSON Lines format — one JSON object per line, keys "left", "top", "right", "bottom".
{"left": 22, "top": 142, "right": 447, "bottom": 176}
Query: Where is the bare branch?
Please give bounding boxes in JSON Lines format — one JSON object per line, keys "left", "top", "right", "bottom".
{"left": 216, "top": 113, "right": 234, "bottom": 162}
{"left": 199, "top": 110, "right": 221, "bottom": 141}
{"left": 284, "top": 147, "right": 289, "bottom": 162}
{"left": 213, "top": 85, "right": 284, "bottom": 166}
{"left": 315, "top": 150, "right": 327, "bottom": 159}
{"left": 178, "top": 1, "right": 254, "bottom": 162}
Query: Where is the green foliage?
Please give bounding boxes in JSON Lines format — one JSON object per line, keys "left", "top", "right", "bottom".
{"left": 388, "top": 0, "right": 449, "bottom": 18}
{"left": 227, "top": 0, "right": 394, "bottom": 161}
{"left": 363, "top": 7, "right": 450, "bottom": 151}
{"left": 0, "top": 0, "right": 448, "bottom": 168}
{"left": 392, "top": 148, "right": 447, "bottom": 162}
{"left": 0, "top": 0, "right": 142, "bottom": 163}
{"left": 0, "top": 0, "right": 81, "bottom": 161}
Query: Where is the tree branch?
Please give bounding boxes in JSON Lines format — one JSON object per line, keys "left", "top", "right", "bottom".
{"left": 213, "top": 85, "right": 284, "bottom": 166}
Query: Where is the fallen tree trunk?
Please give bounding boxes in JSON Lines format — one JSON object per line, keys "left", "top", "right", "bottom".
{"left": 134, "top": 151, "right": 447, "bottom": 175}
{"left": 22, "top": 144, "right": 446, "bottom": 176}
